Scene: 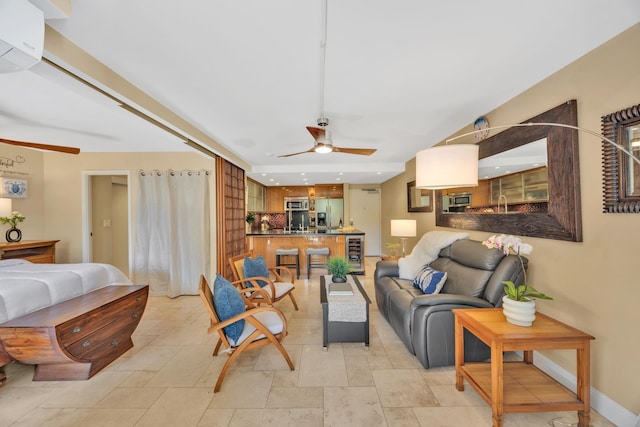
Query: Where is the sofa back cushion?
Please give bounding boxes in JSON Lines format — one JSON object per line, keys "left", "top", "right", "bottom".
{"left": 431, "top": 239, "right": 506, "bottom": 299}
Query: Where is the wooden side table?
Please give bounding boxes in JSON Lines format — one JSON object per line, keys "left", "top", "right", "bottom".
{"left": 453, "top": 308, "right": 595, "bottom": 427}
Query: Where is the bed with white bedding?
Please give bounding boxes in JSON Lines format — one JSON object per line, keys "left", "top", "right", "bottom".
{"left": 0, "top": 259, "right": 142, "bottom": 385}
{"left": 0, "top": 259, "right": 132, "bottom": 324}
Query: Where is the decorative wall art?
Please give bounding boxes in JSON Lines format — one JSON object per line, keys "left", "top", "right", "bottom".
{"left": 1, "top": 178, "right": 28, "bottom": 198}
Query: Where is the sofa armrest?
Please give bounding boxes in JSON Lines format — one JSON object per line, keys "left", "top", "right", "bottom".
{"left": 374, "top": 260, "right": 399, "bottom": 279}
{"left": 410, "top": 293, "right": 494, "bottom": 309}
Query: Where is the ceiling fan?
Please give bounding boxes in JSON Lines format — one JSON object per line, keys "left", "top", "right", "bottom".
{"left": 278, "top": 0, "right": 376, "bottom": 158}
{"left": 0, "top": 137, "right": 80, "bottom": 154}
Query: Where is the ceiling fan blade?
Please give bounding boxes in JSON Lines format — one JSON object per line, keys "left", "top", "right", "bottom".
{"left": 332, "top": 146, "right": 376, "bottom": 156}
{"left": 306, "top": 126, "right": 325, "bottom": 142}
{"left": 0, "top": 138, "right": 80, "bottom": 154}
{"left": 277, "top": 146, "right": 317, "bottom": 158}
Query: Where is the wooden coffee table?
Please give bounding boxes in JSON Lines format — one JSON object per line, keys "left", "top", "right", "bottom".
{"left": 453, "top": 308, "right": 595, "bottom": 427}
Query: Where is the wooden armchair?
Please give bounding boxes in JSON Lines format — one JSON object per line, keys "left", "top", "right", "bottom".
{"left": 199, "top": 275, "right": 294, "bottom": 392}
{"left": 228, "top": 250, "right": 299, "bottom": 310}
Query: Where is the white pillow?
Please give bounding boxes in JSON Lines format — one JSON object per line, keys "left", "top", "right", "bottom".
{"left": 412, "top": 265, "right": 447, "bottom": 295}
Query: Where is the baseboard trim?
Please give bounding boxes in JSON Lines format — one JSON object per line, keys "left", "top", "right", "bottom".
{"left": 520, "top": 351, "right": 639, "bottom": 427}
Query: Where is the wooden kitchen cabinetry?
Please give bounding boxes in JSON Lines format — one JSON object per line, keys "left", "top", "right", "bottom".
{"left": 315, "top": 184, "right": 343, "bottom": 198}
{"left": 0, "top": 240, "right": 59, "bottom": 263}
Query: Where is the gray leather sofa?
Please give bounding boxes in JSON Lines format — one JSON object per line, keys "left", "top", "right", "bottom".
{"left": 374, "top": 239, "right": 526, "bottom": 369}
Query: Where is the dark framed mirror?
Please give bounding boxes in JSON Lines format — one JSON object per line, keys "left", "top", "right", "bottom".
{"left": 407, "top": 180, "right": 433, "bottom": 212}
{"left": 435, "top": 100, "right": 583, "bottom": 242}
{"left": 601, "top": 103, "right": 640, "bottom": 213}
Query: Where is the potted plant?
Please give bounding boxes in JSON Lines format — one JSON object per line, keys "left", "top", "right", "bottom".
{"left": 245, "top": 213, "right": 256, "bottom": 233}
{"left": 326, "top": 255, "right": 352, "bottom": 283}
{"left": 0, "top": 211, "right": 26, "bottom": 242}
{"left": 385, "top": 242, "right": 401, "bottom": 258}
{"left": 483, "top": 234, "right": 552, "bottom": 326}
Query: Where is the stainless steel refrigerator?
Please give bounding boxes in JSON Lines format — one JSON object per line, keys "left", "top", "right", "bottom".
{"left": 315, "top": 198, "right": 344, "bottom": 230}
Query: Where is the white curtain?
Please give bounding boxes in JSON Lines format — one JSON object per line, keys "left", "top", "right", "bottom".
{"left": 132, "top": 170, "right": 210, "bottom": 297}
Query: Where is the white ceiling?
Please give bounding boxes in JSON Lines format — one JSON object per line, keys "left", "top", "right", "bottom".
{"left": 2, "top": 0, "right": 640, "bottom": 186}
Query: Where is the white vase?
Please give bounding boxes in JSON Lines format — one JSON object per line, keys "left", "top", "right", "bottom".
{"left": 502, "top": 295, "right": 536, "bottom": 327}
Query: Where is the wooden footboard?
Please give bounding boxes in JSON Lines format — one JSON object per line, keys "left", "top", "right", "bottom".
{"left": 0, "top": 285, "right": 148, "bottom": 383}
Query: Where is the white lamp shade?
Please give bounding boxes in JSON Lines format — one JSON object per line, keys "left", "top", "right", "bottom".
{"left": 0, "top": 198, "right": 11, "bottom": 217}
{"left": 391, "top": 219, "right": 416, "bottom": 237}
{"left": 415, "top": 144, "right": 479, "bottom": 189}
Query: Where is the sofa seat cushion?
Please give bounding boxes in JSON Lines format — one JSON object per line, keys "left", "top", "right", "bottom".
{"left": 387, "top": 288, "right": 423, "bottom": 353}
{"left": 374, "top": 275, "right": 414, "bottom": 319}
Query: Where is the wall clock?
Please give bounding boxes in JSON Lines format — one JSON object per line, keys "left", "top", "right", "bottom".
{"left": 473, "top": 117, "right": 490, "bottom": 141}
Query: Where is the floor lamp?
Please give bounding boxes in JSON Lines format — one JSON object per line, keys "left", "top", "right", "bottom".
{"left": 415, "top": 122, "right": 640, "bottom": 190}
{"left": 390, "top": 219, "right": 416, "bottom": 257}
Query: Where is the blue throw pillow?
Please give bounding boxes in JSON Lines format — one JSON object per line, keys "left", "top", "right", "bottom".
{"left": 413, "top": 264, "right": 447, "bottom": 295}
{"left": 213, "top": 274, "right": 245, "bottom": 342}
{"left": 244, "top": 255, "right": 270, "bottom": 287}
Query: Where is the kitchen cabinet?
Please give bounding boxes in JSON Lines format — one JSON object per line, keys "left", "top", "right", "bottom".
{"left": 315, "top": 184, "right": 343, "bottom": 198}
{"left": 247, "top": 179, "right": 265, "bottom": 212}
{"left": 266, "top": 186, "right": 312, "bottom": 212}
{"left": 490, "top": 167, "right": 548, "bottom": 204}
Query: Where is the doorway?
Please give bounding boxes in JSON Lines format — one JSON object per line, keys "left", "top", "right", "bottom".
{"left": 82, "top": 171, "right": 131, "bottom": 276}
{"left": 349, "top": 188, "right": 381, "bottom": 256}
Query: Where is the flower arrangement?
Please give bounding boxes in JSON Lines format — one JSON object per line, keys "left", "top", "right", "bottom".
{"left": 245, "top": 213, "right": 256, "bottom": 223}
{"left": 0, "top": 211, "right": 25, "bottom": 229}
{"left": 482, "top": 234, "right": 552, "bottom": 302}
{"left": 261, "top": 215, "right": 270, "bottom": 224}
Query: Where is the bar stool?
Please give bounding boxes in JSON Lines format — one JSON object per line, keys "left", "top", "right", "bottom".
{"left": 306, "top": 247, "right": 330, "bottom": 279}
{"left": 275, "top": 248, "right": 300, "bottom": 279}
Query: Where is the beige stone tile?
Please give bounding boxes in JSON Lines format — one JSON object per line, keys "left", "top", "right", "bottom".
{"left": 109, "top": 345, "right": 182, "bottom": 372}
{"left": 12, "top": 408, "right": 145, "bottom": 427}
{"left": 38, "top": 371, "right": 131, "bottom": 408}
{"left": 0, "top": 387, "right": 65, "bottom": 426}
{"left": 372, "top": 369, "right": 438, "bottom": 408}
{"left": 144, "top": 344, "right": 215, "bottom": 387}
{"left": 254, "top": 343, "right": 301, "bottom": 371}
{"left": 345, "top": 354, "right": 375, "bottom": 386}
{"left": 419, "top": 366, "right": 456, "bottom": 386}
{"left": 208, "top": 370, "right": 274, "bottom": 408}
{"left": 323, "top": 386, "right": 386, "bottom": 427}
{"left": 271, "top": 370, "right": 299, "bottom": 387}
{"left": 383, "top": 407, "right": 420, "bottom": 427}
{"left": 197, "top": 408, "right": 235, "bottom": 427}
{"left": 135, "top": 388, "right": 213, "bottom": 427}
{"left": 228, "top": 408, "right": 262, "bottom": 427}
{"left": 8, "top": 408, "right": 67, "bottom": 427}
{"left": 285, "top": 317, "right": 324, "bottom": 345}
{"left": 266, "top": 386, "right": 323, "bottom": 408}
{"left": 413, "top": 406, "right": 493, "bottom": 427}
{"left": 428, "top": 384, "right": 486, "bottom": 407}
{"left": 95, "top": 387, "right": 165, "bottom": 409}
{"left": 297, "top": 344, "right": 348, "bottom": 387}
{"left": 260, "top": 408, "right": 324, "bottom": 426}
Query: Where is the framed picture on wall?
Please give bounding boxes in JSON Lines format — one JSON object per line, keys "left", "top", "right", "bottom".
{"left": 1, "top": 178, "right": 28, "bottom": 198}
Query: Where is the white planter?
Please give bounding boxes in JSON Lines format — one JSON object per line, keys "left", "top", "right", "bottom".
{"left": 502, "top": 296, "right": 536, "bottom": 327}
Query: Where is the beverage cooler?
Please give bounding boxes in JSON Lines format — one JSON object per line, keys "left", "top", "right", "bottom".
{"left": 346, "top": 235, "right": 365, "bottom": 275}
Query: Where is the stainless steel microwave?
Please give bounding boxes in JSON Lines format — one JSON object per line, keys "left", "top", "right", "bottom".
{"left": 284, "top": 197, "right": 309, "bottom": 211}
{"left": 449, "top": 193, "right": 472, "bottom": 207}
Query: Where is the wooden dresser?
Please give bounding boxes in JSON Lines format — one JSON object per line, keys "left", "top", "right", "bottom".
{"left": 0, "top": 240, "right": 59, "bottom": 263}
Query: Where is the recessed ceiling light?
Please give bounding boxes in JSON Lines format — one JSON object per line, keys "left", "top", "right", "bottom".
{"left": 301, "top": 173, "right": 305, "bottom": 175}
{"left": 261, "top": 173, "right": 267, "bottom": 176}
{"left": 338, "top": 172, "right": 344, "bottom": 175}
{"left": 336, "top": 178, "right": 341, "bottom": 181}
{"left": 269, "top": 178, "right": 274, "bottom": 182}
{"left": 377, "top": 172, "right": 382, "bottom": 175}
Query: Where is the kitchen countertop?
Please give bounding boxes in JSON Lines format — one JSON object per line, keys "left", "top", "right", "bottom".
{"left": 247, "top": 228, "right": 364, "bottom": 236}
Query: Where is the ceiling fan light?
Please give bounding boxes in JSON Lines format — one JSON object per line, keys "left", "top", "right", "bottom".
{"left": 314, "top": 144, "right": 332, "bottom": 154}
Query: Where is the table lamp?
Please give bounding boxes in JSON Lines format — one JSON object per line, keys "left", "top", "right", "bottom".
{"left": 391, "top": 219, "right": 416, "bottom": 257}
{"left": 0, "top": 198, "right": 12, "bottom": 218}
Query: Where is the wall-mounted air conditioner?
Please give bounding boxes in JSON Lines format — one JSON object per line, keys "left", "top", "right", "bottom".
{"left": 0, "top": 0, "right": 44, "bottom": 73}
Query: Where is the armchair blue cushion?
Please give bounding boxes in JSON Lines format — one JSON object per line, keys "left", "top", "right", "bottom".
{"left": 244, "top": 255, "right": 270, "bottom": 287}
{"left": 213, "top": 274, "right": 245, "bottom": 342}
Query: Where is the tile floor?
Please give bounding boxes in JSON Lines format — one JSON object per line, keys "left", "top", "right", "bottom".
{"left": 0, "top": 257, "right": 616, "bottom": 427}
